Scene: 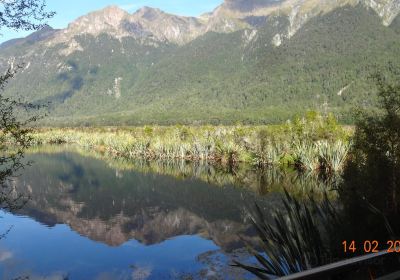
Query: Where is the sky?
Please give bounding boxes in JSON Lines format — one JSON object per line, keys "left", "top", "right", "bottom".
{"left": 0, "top": 0, "right": 223, "bottom": 43}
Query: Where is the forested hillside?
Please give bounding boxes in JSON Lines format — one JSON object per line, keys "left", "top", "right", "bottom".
{"left": 0, "top": 2, "right": 399, "bottom": 125}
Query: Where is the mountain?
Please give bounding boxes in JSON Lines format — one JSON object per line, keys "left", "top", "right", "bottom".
{"left": 12, "top": 151, "right": 270, "bottom": 250}
{"left": 0, "top": 25, "right": 58, "bottom": 50}
{"left": 0, "top": 0, "right": 399, "bottom": 125}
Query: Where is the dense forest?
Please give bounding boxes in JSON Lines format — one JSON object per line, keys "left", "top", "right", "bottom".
{"left": 0, "top": 5, "right": 399, "bottom": 125}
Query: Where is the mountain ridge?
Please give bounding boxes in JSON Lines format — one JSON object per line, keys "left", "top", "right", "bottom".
{"left": 0, "top": 1, "right": 399, "bottom": 125}
{"left": 3, "top": 0, "right": 398, "bottom": 48}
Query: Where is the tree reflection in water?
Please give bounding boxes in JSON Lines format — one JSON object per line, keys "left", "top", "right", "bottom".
{"left": 0, "top": 145, "right": 343, "bottom": 279}
{"left": 4, "top": 144, "right": 397, "bottom": 279}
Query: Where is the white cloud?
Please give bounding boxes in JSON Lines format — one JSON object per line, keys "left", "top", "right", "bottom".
{"left": 131, "top": 265, "right": 152, "bottom": 280}
{"left": 0, "top": 250, "right": 12, "bottom": 262}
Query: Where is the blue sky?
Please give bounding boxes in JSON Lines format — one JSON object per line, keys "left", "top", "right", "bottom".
{"left": 0, "top": 0, "right": 223, "bottom": 43}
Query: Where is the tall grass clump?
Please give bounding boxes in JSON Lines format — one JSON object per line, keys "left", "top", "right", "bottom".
{"left": 317, "top": 140, "right": 350, "bottom": 173}
{"left": 249, "top": 130, "right": 286, "bottom": 167}
{"left": 287, "top": 112, "right": 351, "bottom": 173}
{"left": 30, "top": 112, "right": 352, "bottom": 174}
{"left": 293, "top": 141, "right": 321, "bottom": 171}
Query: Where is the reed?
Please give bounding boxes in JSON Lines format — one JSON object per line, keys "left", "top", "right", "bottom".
{"left": 317, "top": 140, "right": 350, "bottom": 173}
{"left": 293, "top": 141, "right": 321, "bottom": 171}
{"left": 29, "top": 113, "right": 352, "bottom": 174}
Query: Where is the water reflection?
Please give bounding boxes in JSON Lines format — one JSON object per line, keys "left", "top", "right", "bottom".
{"left": 0, "top": 210, "right": 222, "bottom": 279}
{"left": 26, "top": 145, "right": 337, "bottom": 198}
{"left": 0, "top": 147, "right": 335, "bottom": 279}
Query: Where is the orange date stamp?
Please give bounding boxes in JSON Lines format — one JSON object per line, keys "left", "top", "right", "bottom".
{"left": 342, "top": 240, "right": 400, "bottom": 253}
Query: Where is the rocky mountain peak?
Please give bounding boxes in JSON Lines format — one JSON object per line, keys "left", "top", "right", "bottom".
{"left": 98, "top": 5, "right": 127, "bottom": 15}
{"left": 130, "top": 6, "right": 205, "bottom": 45}
{"left": 46, "top": 5, "right": 133, "bottom": 48}
{"left": 223, "top": 0, "right": 284, "bottom": 13}
{"left": 133, "top": 6, "right": 164, "bottom": 21}
{"left": 0, "top": 24, "right": 58, "bottom": 49}
{"left": 69, "top": 5, "right": 129, "bottom": 30}
{"left": 212, "top": 0, "right": 400, "bottom": 39}
{"left": 15, "top": 0, "right": 400, "bottom": 51}
{"left": 363, "top": 0, "right": 400, "bottom": 25}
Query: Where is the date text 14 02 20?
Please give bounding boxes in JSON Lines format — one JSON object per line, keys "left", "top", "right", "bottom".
{"left": 342, "top": 240, "right": 400, "bottom": 253}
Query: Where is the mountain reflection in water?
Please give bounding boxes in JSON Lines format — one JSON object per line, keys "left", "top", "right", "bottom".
{"left": 0, "top": 147, "right": 332, "bottom": 279}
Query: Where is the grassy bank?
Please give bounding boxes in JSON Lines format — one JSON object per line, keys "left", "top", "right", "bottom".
{"left": 30, "top": 112, "right": 352, "bottom": 173}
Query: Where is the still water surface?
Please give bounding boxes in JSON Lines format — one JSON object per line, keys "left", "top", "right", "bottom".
{"left": 0, "top": 148, "right": 328, "bottom": 279}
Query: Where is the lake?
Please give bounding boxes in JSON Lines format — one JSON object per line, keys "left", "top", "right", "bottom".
{"left": 0, "top": 147, "right": 331, "bottom": 280}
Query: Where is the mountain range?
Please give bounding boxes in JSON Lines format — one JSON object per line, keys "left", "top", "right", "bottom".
{"left": 14, "top": 151, "right": 269, "bottom": 251}
{"left": 0, "top": 0, "right": 399, "bottom": 125}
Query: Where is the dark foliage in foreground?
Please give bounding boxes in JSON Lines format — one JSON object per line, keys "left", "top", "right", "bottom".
{"left": 0, "top": 67, "right": 44, "bottom": 210}
{"left": 0, "top": 0, "right": 54, "bottom": 31}
{"left": 233, "top": 191, "right": 346, "bottom": 279}
{"left": 235, "top": 69, "right": 400, "bottom": 279}
{"left": 0, "top": 0, "right": 53, "bottom": 210}
{"left": 340, "top": 70, "right": 400, "bottom": 238}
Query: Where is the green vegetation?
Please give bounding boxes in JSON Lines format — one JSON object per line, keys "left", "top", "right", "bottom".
{"left": 1, "top": 5, "right": 399, "bottom": 125}
{"left": 235, "top": 71, "right": 400, "bottom": 279}
{"left": 30, "top": 112, "right": 351, "bottom": 174}
{"left": 0, "top": 69, "right": 48, "bottom": 211}
{"left": 0, "top": 0, "right": 54, "bottom": 213}
{"left": 234, "top": 191, "right": 346, "bottom": 278}
{"left": 341, "top": 71, "right": 400, "bottom": 236}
